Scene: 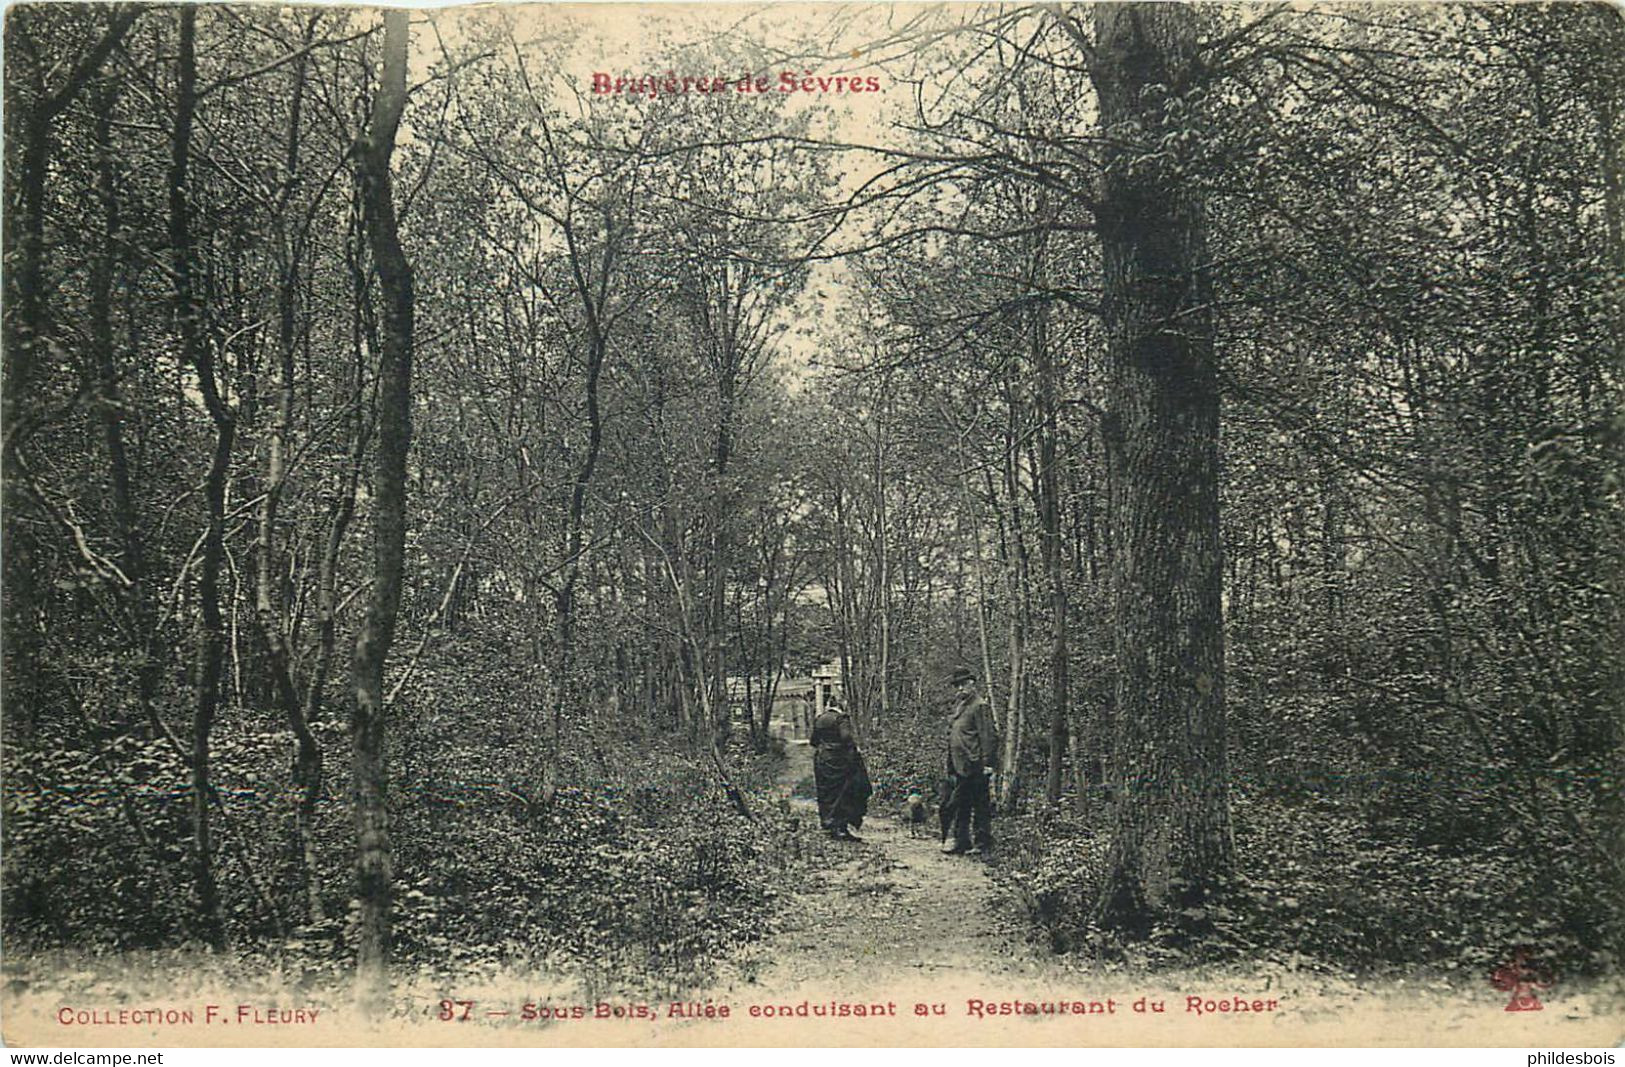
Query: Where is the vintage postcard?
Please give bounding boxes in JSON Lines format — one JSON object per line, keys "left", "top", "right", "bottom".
{"left": 2, "top": 0, "right": 1621, "bottom": 1049}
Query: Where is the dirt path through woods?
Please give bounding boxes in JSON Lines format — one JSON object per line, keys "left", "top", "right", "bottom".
{"left": 684, "top": 740, "right": 1623, "bottom": 1046}
{"left": 726, "top": 740, "right": 1046, "bottom": 994}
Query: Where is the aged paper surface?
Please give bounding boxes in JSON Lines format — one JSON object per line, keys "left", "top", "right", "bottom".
{"left": 3, "top": 0, "right": 1622, "bottom": 1049}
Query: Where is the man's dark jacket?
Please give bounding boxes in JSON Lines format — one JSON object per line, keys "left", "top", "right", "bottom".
{"left": 947, "top": 691, "right": 999, "bottom": 776}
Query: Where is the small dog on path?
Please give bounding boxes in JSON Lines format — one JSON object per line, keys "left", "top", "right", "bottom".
{"left": 900, "top": 793, "right": 929, "bottom": 838}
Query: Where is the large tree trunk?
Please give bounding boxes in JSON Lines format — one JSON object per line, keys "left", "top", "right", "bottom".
{"left": 1586, "top": 5, "right": 1625, "bottom": 963}
{"left": 351, "top": 7, "right": 413, "bottom": 1008}
{"left": 1089, "top": 3, "right": 1233, "bottom": 935}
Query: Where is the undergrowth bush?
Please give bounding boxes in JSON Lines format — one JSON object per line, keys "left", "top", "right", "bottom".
{"left": 2, "top": 738, "right": 195, "bottom": 948}
{"left": 986, "top": 808, "right": 1108, "bottom": 955}
{"left": 863, "top": 699, "right": 950, "bottom": 806}
{"left": 990, "top": 789, "right": 1618, "bottom": 978}
{"left": 4, "top": 635, "right": 798, "bottom": 995}
{"left": 387, "top": 782, "right": 777, "bottom": 990}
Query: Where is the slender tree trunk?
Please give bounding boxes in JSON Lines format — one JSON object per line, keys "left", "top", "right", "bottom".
{"left": 707, "top": 363, "right": 735, "bottom": 745}
{"left": 249, "top": 36, "right": 328, "bottom": 927}
{"left": 169, "top": 6, "right": 233, "bottom": 948}
{"left": 873, "top": 397, "right": 892, "bottom": 733}
{"left": 945, "top": 428, "right": 1000, "bottom": 723}
{"left": 297, "top": 189, "right": 375, "bottom": 927}
{"left": 989, "top": 444, "right": 1027, "bottom": 809}
{"left": 90, "top": 78, "right": 161, "bottom": 739}
{"left": 351, "top": 7, "right": 413, "bottom": 1007}
{"left": 0, "top": 105, "right": 52, "bottom": 750}
{"left": 647, "top": 527, "right": 752, "bottom": 818}
{"left": 2, "top": 6, "right": 136, "bottom": 749}
{"left": 1034, "top": 284, "right": 1070, "bottom": 809}
{"left": 1090, "top": 3, "right": 1233, "bottom": 934}
{"left": 546, "top": 299, "right": 607, "bottom": 802}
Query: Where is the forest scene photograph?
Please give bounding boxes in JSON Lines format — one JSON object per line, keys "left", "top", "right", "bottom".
{"left": 1, "top": 0, "right": 1621, "bottom": 1048}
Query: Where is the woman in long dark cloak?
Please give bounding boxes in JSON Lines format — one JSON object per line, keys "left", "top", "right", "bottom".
{"left": 812, "top": 701, "right": 871, "bottom": 841}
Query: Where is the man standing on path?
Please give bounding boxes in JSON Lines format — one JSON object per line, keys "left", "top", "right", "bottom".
{"left": 942, "top": 665, "right": 998, "bottom": 855}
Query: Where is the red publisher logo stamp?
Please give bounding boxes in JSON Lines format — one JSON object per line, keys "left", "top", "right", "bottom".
{"left": 1489, "top": 946, "right": 1555, "bottom": 1011}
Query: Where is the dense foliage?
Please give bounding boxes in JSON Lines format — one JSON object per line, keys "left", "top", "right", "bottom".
{"left": 839, "top": 3, "right": 1622, "bottom": 974}
{"left": 2, "top": 2, "right": 1619, "bottom": 990}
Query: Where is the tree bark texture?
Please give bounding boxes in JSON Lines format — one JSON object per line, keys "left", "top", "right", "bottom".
{"left": 170, "top": 5, "right": 233, "bottom": 948}
{"left": 1090, "top": 2, "right": 1234, "bottom": 934}
{"left": 351, "top": 7, "right": 413, "bottom": 1006}
{"left": 2, "top": 5, "right": 136, "bottom": 748}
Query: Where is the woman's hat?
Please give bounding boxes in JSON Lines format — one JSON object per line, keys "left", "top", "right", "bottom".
{"left": 948, "top": 666, "right": 975, "bottom": 685}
